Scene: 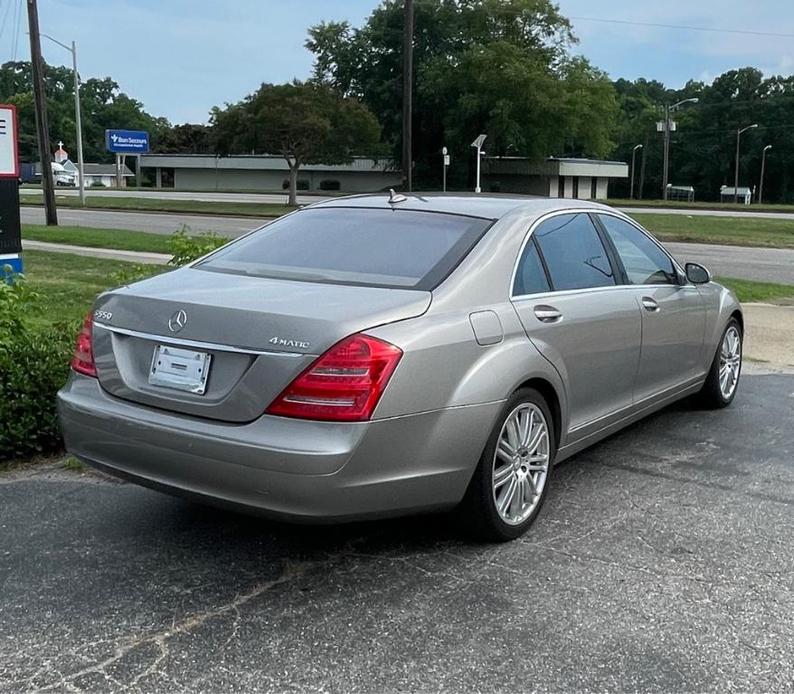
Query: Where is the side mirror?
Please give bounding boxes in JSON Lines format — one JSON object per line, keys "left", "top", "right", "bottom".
{"left": 685, "top": 262, "right": 711, "bottom": 285}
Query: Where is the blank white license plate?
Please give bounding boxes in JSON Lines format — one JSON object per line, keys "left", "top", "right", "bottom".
{"left": 148, "top": 345, "right": 211, "bottom": 395}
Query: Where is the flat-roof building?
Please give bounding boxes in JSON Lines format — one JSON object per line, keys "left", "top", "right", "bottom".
{"left": 138, "top": 154, "right": 401, "bottom": 193}
{"left": 483, "top": 156, "right": 628, "bottom": 200}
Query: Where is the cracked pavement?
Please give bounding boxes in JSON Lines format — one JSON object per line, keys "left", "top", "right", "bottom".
{"left": 1, "top": 366, "right": 793, "bottom": 693}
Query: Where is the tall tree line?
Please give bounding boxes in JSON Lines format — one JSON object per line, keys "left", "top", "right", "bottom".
{"left": 3, "top": 0, "right": 794, "bottom": 203}
{"left": 612, "top": 68, "right": 794, "bottom": 202}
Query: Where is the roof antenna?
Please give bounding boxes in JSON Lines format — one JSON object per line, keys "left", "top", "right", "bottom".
{"left": 388, "top": 188, "right": 407, "bottom": 204}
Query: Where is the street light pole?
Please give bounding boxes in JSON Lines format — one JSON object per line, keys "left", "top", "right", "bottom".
{"left": 759, "top": 144, "right": 772, "bottom": 205}
{"left": 401, "top": 0, "right": 414, "bottom": 192}
{"left": 41, "top": 33, "right": 85, "bottom": 207}
{"left": 662, "top": 104, "right": 670, "bottom": 200}
{"left": 734, "top": 123, "right": 758, "bottom": 204}
{"left": 661, "top": 97, "right": 698, "bottom": 200}
{"left": 471, "top": 134, "right": 486, "bottom": 193}
{"left": 441, "top": 146, "right": 448, "bottom": 192}
{"left": 630, "top": 144, "right": 642, "bottom": 200}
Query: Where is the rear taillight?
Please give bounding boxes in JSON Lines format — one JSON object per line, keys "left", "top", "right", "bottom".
{"left": 71, "top": 312, "right": 97, "bottom": 377}
{"left": 266, "top": 334, "right": 403, "bottom": 422}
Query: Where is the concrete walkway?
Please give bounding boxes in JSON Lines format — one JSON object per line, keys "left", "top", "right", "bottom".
{"left": 22, "top": 239, "right": 170, "bottom": 264}
{"left": 743, "top": 303, "right": 794, "bottom": 367}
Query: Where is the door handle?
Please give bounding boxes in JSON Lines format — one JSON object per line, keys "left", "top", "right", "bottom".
{"left": 534, "top": 305, "right": 562, "bottom": 323}
{"left": 641, "top": 297, "right": 660, "bottom": 312}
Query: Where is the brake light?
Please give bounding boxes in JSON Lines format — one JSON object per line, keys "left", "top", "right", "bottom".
{"left": 71, "top": 312, "right": 97, "bottom": 377}
{"left": 266, "top": 334, "right": 403, "bottom": 422}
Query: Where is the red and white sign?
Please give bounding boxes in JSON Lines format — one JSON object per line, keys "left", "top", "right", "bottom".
{"left": 0, "top": 104, "right": 19, "bottom": 178}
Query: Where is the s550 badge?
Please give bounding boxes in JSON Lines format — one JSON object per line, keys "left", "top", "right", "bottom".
{"left": 94, "top": 310, "right": 113, "bottom": 322}
{"left": 269, "top": 336, "right": 311, "bottom": 350}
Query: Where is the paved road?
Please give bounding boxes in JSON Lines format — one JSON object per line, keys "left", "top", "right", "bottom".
{"left": 21, "top": 206, "right": 258, "bottom": 236}
{"left": 20, "top": 188, "right": 319, "bottom": 206}
{"left": 20, "top": 189, "right": 794, "bottom": 219}
{"left": 1, "top": 364, "right": 792, "bottom": 693}
{"left": 22, "top": 206, "right": 793, "bottom": 284}
{"left": 667, "top": 241, "right": 794, "bottom": 284}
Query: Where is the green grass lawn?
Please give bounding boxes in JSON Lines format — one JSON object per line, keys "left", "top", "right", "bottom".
{"left": 22, "top": 250, "right": 165, "bottom": 328}
{"left": 21, "top": 193, "right": 295, "bottom": 218}
{"left": 714, "top": 277, "right": 794, "bottom": 304}
{"left": 23, "top": 224, "right": 174, "bottom": 253}
{"left": 20, "top": 250, "right": 793, "bottom": 332}
{"left": 629, "top": 213, "right": 794, "bottom": 249}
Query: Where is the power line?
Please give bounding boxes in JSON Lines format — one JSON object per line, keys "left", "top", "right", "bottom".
{"left": 11, "top": 0, "right": 23, "bottom": 60}
{"left": 569, "top": 15, "right": 794, "bottom": 39}
{"left": 0, "top": 2, "right": 12, "bottom": 46}
{"left": 414, "top": 2, "right": 794, "bottom": 40}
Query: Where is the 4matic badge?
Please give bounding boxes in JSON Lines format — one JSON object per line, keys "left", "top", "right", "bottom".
{"left": 269, "top": 336, "right": 311, "bottom": 350}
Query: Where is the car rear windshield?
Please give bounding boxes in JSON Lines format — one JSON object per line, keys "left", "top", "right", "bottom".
{"left": 196, "top": 207, "right": 493, "bottom": 290}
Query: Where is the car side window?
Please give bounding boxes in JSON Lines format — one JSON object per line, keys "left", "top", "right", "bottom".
{"left": 598, "top": 215, "right": 678, "bottom": 286}
{"left": 513, "top": 239, "right": 551, "bottom": 296}
{"left": 533, "top": 214, "right": 615, "bottom": 291}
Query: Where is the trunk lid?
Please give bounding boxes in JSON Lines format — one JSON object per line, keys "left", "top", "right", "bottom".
{"left": 91, "top": 267, "right": 430, "bottom": 422}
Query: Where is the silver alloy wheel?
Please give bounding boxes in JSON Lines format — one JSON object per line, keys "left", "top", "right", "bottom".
{"left": 492, "top": 403, "right": 550, "bottom": 526}
{"left": 719, "top": 326, "right": 742, "bottom": 399}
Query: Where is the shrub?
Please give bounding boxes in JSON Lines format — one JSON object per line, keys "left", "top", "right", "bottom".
{"left": 0, "top": 227, "right": 231, "bottom": 462}
{"left": 281, "top": 179, "right": 310, "bottom": 191}
{"left": 0, "top": 271, "right": 74, "bottom": 461}
{"left": 167, "top": 225, "right": 227, "bottom": 266}
{"left": 319, "top": 179, "right": 341, "bottom": 191}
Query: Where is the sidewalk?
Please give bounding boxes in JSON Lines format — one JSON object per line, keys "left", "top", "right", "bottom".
{"left": 743, "top": 303, "right": 794, "bottom": 368}
{"left": 22, "top": 239, "right": 170, "bottom": 265}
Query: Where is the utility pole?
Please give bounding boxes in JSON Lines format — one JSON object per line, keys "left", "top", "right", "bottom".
{"left": 661, "top": 97, "right": 698, "bottom": 201}
{"left": 630, "top": 144, "right": 642, "bottom": 200}
{"left": 27, "top": 0, "right": 57, "bottom": 225}
{"left": 759, "top": 145, "right": 771, "bottom": 204}
{"left": 401, "top": 0, "right": 414, "bottom": 192}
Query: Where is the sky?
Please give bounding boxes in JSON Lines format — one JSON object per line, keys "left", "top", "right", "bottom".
{"left": 2, "top": 0, "right": 793, "bottom": 124}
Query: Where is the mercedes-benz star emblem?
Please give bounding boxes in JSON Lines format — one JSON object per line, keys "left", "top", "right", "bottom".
{"left": 168, "top": 309, "right": 188, "bottom": 333}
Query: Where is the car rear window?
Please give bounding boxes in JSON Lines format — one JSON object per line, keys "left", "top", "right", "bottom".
{"left": 196, "top": 207, "right": 493, "bottom": 290}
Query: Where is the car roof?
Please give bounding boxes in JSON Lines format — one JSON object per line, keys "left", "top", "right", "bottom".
{"left": 309, "top": 192, "right": 610, "bottom": 220}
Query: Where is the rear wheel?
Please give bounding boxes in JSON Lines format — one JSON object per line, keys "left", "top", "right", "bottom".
{"left": 700, "top": 318, "right": 742, "bottom": 408}
{"left": 462, "top": 388, "right": 555, "bottom": 542}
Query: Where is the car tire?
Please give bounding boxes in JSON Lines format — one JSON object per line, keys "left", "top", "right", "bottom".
{"left": 461, "top": 388, "right": 556, "bottom": 542}
{"left": 699, "top": 318, "right": 742, "bottom": 409}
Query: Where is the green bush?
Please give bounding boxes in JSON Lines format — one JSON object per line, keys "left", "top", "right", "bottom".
{"left": 0, "top": 271, "right": 74, "bottom": 461}
{"left": 168, "top": 225, "right": 227, "bottom": 266}
{"left": 0, "top": 227, "right": 230, "bottom": 462}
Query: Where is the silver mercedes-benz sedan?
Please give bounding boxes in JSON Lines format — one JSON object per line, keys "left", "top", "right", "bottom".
{"left": 58, "top": 194, "right": 743, "bottom": 541}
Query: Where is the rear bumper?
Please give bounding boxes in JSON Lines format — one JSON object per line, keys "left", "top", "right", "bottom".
{"left": 57, "top": 373, "right": 502, "bottom": 522}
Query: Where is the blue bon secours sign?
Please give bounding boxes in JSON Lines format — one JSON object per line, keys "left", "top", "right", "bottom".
{"left": 105, "top": 129, "right": 150, "bottom": 154}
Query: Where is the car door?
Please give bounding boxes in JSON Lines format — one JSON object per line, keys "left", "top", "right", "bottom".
{"left": 511, "top": 212, "right": 642, "bottom": 437}
{"left": 594, "top": 213, "right": 706, "bottom": 401}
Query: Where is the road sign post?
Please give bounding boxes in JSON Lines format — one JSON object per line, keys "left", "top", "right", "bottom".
{"left": 106, "top": 130, "right": 149, "bottom": 188}
{"left": 0, "top": 104, "right": 22, "bottom": 279}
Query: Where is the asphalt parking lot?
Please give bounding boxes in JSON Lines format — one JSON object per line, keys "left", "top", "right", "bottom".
{"left": 1, "top": 365, "right": 793, "bottom": 693}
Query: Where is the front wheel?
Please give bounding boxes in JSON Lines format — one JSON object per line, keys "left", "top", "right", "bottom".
{"left": 461, "top": 388, "right": 556, "bottom": 542}
{"left": 700, "top": 318, "right": 742, "bottom": 408}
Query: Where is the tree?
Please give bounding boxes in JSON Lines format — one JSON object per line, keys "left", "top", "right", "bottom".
{"left": 211, "top": 81, "right": 381, "bottom": 204}
{"left": 612, "top": 68, "right": 794, "bottom": 202}
{"left": 306, "top": 0, "right": 617, "bottom": 188}
{"left": 0, "top": 60, "right": 170, "bottom": 162}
